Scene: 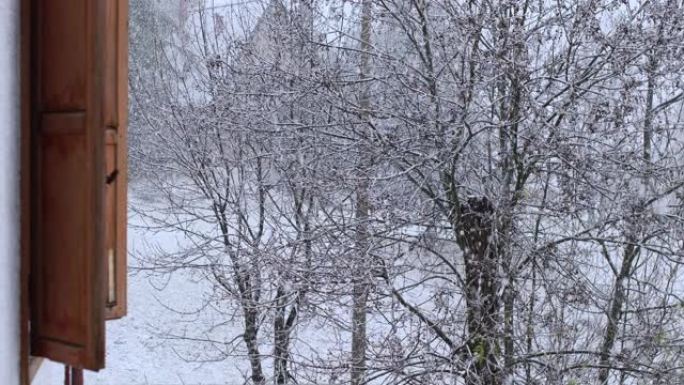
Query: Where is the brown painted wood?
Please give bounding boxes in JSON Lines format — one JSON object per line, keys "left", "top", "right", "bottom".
{"left": 72, "top": 368, "right": 84, "bottom": 385}
{"left": 64, "top": 366, "right": 84, "bottom": 385}
{"left": 116, "top": 0, "right": 130, "bottom": 320}
{"left": 30, "top": 0, "right": 107, "bottom": 371}
{"left": 104, "top": 0, "right": 128, "bottom": 320}
{"left": 20, "top": 0, "right": 31, "bottom": 381}
{"left": 105, "top": 129, "right": 118, "bottom": 310}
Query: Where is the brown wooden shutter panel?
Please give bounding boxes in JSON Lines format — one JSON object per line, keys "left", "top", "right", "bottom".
{"left": 104, "top": 0, "right": 128, "bottom": 320}
{"left": 30, "top": 0, "right": 107, "bottom": 371}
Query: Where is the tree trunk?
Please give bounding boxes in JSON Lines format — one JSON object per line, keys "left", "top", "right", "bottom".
{"left": 244, "top": 307, "right": 265, "bottom": 385}
{"left": 351, "top": 277, "right": 369, "bottom": 385}
{"left": 597, "top": 243, "right": 638, "bottom": 385}
{"left": 455, "top": 197, "right": 502, "bottom": 385}
{"left": 351, "top": 1, "right": 373, "bottom": 385}
{"left": 597, "top": 54, "right": 655, "bottom": 385}
{"left": 351, "top": 168, "right": 370, "bottom": 385}
{"left": 274, "top": 287, "right": 291, "bottom": 385}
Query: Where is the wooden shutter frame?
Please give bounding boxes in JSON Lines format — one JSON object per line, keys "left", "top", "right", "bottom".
{"left": 28, "top": 0, "right": 107, "bottom": 371}
{"left": 20, "top": 0, "right": 32, "bottom": 381}
{"left": 21, "top": 0, "right": 128, "bottom": 378}
{"left": 104, "top": 0, "right": 128, "bottom": 320}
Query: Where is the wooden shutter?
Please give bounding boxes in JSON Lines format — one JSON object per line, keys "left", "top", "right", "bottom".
{"left": 104, "top": 0, "right": 128, "bottom": 320}
{"left": 30, "top": 0, "right": 107, "bottom": 370}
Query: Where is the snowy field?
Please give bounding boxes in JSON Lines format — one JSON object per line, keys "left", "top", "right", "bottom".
{"left": 33, "top": 202, "right": 349, "bottom": 385}
{"left": 35, "top": 210, "right": 252, "bottom": 385}
{"left": 35, "top": 277, "right": 237, "bottom": 385}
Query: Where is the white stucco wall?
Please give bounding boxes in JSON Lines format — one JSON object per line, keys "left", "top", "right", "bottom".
{"left": 0, "top": 0, "right": 20, "bottom": 383}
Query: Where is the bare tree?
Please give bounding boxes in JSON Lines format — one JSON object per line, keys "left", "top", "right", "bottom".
{"left": 128, "top": 1, "right": 684, "bottom": 385}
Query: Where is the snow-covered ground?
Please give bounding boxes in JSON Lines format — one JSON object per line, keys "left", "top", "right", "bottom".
{"left": 36, "top": 278, "right": 240, "bottom": 385}
{"left": 33, "top": 202, "right": 347, "bottom": 385}
{"left": 34, "top": 211, "right": 243, "bottom": 385}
